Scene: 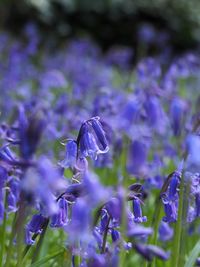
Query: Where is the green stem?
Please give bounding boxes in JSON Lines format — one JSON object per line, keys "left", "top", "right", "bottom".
{"left": 101, "top": 216, "right": 111, "bottom": 254}
{"left": 0, "top": 194, "right": 7, "bottom": 266}
{"left": 31, "top": 219, "right": 49, "bottom": 264}
{"left": 4, "top": 213, "right": 17, "bottom": 267}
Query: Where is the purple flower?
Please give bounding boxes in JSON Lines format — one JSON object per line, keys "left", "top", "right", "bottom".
{"left": 158, "top": 221, "right": 173, "bottom": 241}
{"left": 170, "top": 98, "right": 186, "bottom": 136}
{"left": 67, "top": 198, "right": 90, "bottom": 241}
{"left": 77, "top": 117, "right": 109, "bottom": 160}
{"left": 22, "top": 156, "right": 66, "bottom": 216}
{"left": 18, "top": 106, "right": 46, "bottom": 159}
{"left": 127, "top": 140, "right": 148, "bottom": 176}
{"left": 128, "top": 224, "right": 153, "bottom": 237}
{"left": 162, "top": 198, "right": 178, "bottom": 223}
{"left": 50, "top": 198, "right": 68, "bottom": 227}
{"left": 111, "top": 229, "right": 120, "bottom": 243}
{"left": 134, "top": 243, "right": 169, "bottom": 261}
{"left": 59, "top": 140, "right": 77, "bottom": 168}
{"left": 186, "top": 134, "right": 200, "bottom": 166}
{"left": 161, "top": 170, "right": 181, "bottom": 223}
{"left": 25, "top": 214, "right": 46, "bottom": 245}
{"left": 132, "top": 198, "right": 147, "bottom": 223}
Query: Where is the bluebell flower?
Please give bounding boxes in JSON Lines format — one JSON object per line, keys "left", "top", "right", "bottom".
{"left": 128, "top": 224, "right": 153, "bottom": 237}
{"left": 59, "top": 139, "right": 77, "bottom": 168}
{"left": 134, "top": 243, "right": 169, "bottom": 261}
{"left": 50, "top": 197, "right": 68, "bottom": 228}
{"left": 162, "top": 197, "right": 178, "bottom": 223}
{"left": 67, "top": 198, "right": 90, "bottom": 241}
{"left": 22, "top": 156, "right": 66, "bottom": 216}
{"left": 100, "top": 209, "right": 109, "bottom": 233}
{"left": 170, "top": 97, "right": 186, "bottom": 136}
{"left": 18, "top": 106, "right": 46, "bottom": 159}
{"left": 127, "top": 140, "right": 148, "bottom": 176}
{"left": 132, "top": 198, "right": 147, "bottom": 223}
{"left": 111, "top": 229, "right": 120, "bottom": 243}
{"left": 77, "top": 117, "right": 109, "bottom": 160}
{"left": 25, "top": 214, "right": 46, "bottom": 245}
{"left": 158, "top": 221, "right": 173, "bottom": 241}
{"left": 186, "top": 134, "right": 200, "bottom": 167}
{"left": 144, "top": 96, "right": 167, "bottom": 133}
{"left": 161, "top": 170, "right": 181, "bottom": 223}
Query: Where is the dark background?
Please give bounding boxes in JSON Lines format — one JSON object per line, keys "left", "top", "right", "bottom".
{"left": 1, "top": 0, "right": 200, "bottom": 57}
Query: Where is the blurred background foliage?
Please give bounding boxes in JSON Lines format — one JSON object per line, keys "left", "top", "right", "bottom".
{"left": 1, "top": 0, "right": 200, "bottom": 56}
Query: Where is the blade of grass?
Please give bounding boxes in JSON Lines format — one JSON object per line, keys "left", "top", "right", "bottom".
{"left": 30, "top": 249, "right": 65, "bottom": 267}
{"left": 184, "top": 240, "right": 200, "bottom": 267}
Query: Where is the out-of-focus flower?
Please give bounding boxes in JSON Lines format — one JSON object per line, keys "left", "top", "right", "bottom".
{"left": 158, "top": 221, "right": 173, "bottom": 241}
{"left": 127, "top": 140, "right": 148, "bottom": 176}
{"left": 59, "top": 140, "right": 78, "bottom": 168}
{"left": 18, "top": 106, "right": 46, "bottom": 159}
{"left": 134, "top": 243, "right": 169, "bottom": 261}
{"left": 50, "top": 197, "right": 68, "bottom": 228}
{"left": 22, "top": 156, "right": 66, "bottom": 216}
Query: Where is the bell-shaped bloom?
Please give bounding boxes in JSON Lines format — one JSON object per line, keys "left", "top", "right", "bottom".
{"left": 134, "top": 243, "right": 169, "bottom": 261}
{"left": 127, "top": 140, "right": 148, "bottom": 176}
{"left": 168, "top": 172, "right": 180, "bottom": 201}
{"left": 67, "top": 198, "right": 91, "bottom": 242}
{"left": 25, "top": 214, "right": 46, "bottom": 245}
{"left": 186, "top": 134, "right": 200, "bottom": 166}
{"left": 77, "top": 117, "right": 109, "bottom": 160}
{"left": 59, "top": 140, "right": 77, "bottom": 168}
{"left": 128, "top": 224, "right": 153, "bottom": 237}
{"left": 158, "top": 221, "right": 173, "bottom": 241}
{"left": 162, "top": 198, "right": 178, "bottom": 223}
{"left": 111, "top": 229, "right": 120, "bottom": 243}
{"left": 90, "top": 117, "right": 109, "bottom": 152}
{"left": 50, "top": 197, "right": 68, "bottom": 228}
{"left": 144, "top": 96, "right": 167, "bottom": 133}
{"left": 132, "top": 198, "right": 147, "bottom": 223}
{"left": 170, "top": 98, "right": 186, "bottom": 136}
{"left": 18, "top": 106, "right": 46, "bottom": 159}
{"left": 100, "top": 209, "right": 109, "bottom": 233}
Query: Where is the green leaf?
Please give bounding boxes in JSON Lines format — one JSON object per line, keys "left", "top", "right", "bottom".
{"left": 184, "top": 240, "right": 200, "bottom": 267}
{"left": 30, "top": 249, "right": 65, "bottom": 267}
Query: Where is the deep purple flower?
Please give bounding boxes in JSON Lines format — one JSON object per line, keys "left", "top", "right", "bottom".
{"left": 18, "top": 106, "right": 46, "bottom": 159}
{"left": 162, "top": 198, "right": 178, "bottom": 223}
{"left": 168, "top": 172, "right": 180, "bottom": 201}
{"left": 25, "top": 214, "right": 46, "bottom": 245}
{"left": 111, "top": 229, "right": 120, "bottom": 243}
{"left": 132, "top": 198, "right": 147, "bottom": 223}
{"left": 170, "top": 98, "right": 186, "bottom": 136}
{"left": 100, "top": 209, "right": 109, "bottom": 233}
{"left": 77, "top": 117, "right": 109, "bottom": 160}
